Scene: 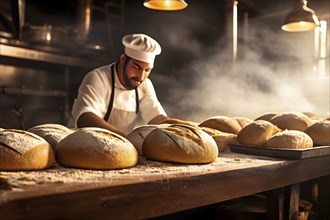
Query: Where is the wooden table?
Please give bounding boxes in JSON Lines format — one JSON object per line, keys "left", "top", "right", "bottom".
{"left": 0, "top": 151, "right": 329, "bottom": 220}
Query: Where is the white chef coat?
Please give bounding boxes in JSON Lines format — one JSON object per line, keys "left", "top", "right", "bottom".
{"left": 68, "top": 63, "right": 167, "bottom": 132}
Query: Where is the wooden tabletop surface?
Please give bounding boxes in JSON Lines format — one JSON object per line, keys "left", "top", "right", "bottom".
{"left": 1, "top": 150, "right": 330, "bottom": 219}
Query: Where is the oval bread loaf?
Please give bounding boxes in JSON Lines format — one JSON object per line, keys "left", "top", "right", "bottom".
{"left": 212, "top": 133, "right": 237, "bottom": 152}
{"left": 27, "top": 123, "right": 73, "bottom": 151}
{"left": 126, "top": 124, "right": 167, "bottom": 155}
{"left": 269, "top": 111, "right": 313, "bottom": 131}
{"left": 233, "top": 116, "right": 253, "bottom": 128}
{"left": 264, "top": 130, "right": 313, "bottom": 149}
{"left": 56, "top": 127, "right": 138, "bottom": 169}
{"left": 199, "top": 116, "right": 241, "bottom": 134}
{"left": 304, "top": 120, "right": 330, "bottom": 146}
{"left": 200, "top": 126, "right": 236, "bottom": 152}
{"left": 237, "top": 120, "right": 281, "bottom": 146}
{"left": 0, "top": 129, "right": 55, "bottom": 171}
{"left": 254, "top": 112, "right": 278, "bottom": 121}
{"left": 143, "top": 124, "right": 218, "bottom": 164}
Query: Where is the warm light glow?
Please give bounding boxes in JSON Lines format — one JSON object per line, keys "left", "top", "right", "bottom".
{"left": 143, "top": 0, "right": 188, "bottom": 11}
{"left": 46, "top": 31, "right": 51, "bottom": 42}
{"left": 282, "top": 21, "right": 318, "bottom": 32}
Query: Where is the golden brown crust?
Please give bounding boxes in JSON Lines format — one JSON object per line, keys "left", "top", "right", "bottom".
{"left": 56, "top": 127, "right": 138, "bottom": 170}
{"left": 233, "top": 116, "right": 253, "bottom": 128}
{"left": 199, "top": 116, "right": 242, "bottom": 134}
{"left": 199, "top": 127, "right": 236, "bottom": 152}
{"left": 0, "top": 129, "right": 55, "bottom": 171}
{"left": 264, "top": 130, "right": 313, "bottom": 149}
{"left": 305, "top": 120, "right": 330, "bottom": 146}
{"left": 269, "top": 112, "right": 313, "bottom": 131}
{"left": 254, "top": 112, "right": 279, "bottom": 121}
{"left": 212, "top": 133, "right": 237, "bottom": 152}
{"left": 159, "top": 118, "right": 199, "bottom": 127}
{"left": 143, "top": 124, "right": 218, "bottom": 164}
{"left": 237, "top": 120, "right": 281, "bottom": 146}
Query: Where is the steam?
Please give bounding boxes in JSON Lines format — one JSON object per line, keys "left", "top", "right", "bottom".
{"left": 152, "top": 17, "right": 329, "bottom": 122}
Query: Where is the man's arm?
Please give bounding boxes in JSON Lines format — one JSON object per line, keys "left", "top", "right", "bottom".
{"left": 77, "top": 112, "right": 128, "bottom": 137}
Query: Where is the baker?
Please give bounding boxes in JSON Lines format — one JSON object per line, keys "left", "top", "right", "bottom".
{"left": 68, "top": 33, "right": 190, "bottom": 137}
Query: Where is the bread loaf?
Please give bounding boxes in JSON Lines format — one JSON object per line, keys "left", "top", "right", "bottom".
{"left": 199, "top": 116, "right": 241, "bottom": 134}
{"left": 233, "top": 116, "right": 253, "bottom": 128}
{"left": 264, "top": 130, "right": 313, "bottom": 149}
{"left": 237, "top": 120, "right": 281, "bottom": 146}
{"left": 269, "top": 111, "right": 313, "bottom": 131}
{"left": 0, "top": 129, "right": 55, "bottom": 171}
{"left": 56, "top": 127, "right": 138, "bottom": 169}
{"left": 213, "top": 133, "right": 237, "bottom": 152}
{"left": 304, "top": 120, "right": 330, "bottom": 146}
{"left": 27, "top": 124, "right": 73, "bottom": 151}
{"left": 254, "top": 112, "right": 278, "bottom": 121}
{"left": 126, "top": 124, "right": 167, "bottom": 155}
{"left": 160, "top": 118, "right": 199, "bottom": 127}
{"left": 143, "top": 124, "right": 218, "bottom": 164}
{"left": 200, "top": 127, "right": 236, "bottom": 152}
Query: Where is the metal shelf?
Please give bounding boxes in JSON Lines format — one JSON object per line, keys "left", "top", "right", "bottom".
{"left": 0, "top": 44, "right": 101, "bottom": 68}
{"left": 1, "top": 87, "right": 67, "bottom": 97}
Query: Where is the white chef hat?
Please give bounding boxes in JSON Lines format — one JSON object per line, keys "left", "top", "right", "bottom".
{"left": 122, "top": 34, "right": 161, "bottom": 67}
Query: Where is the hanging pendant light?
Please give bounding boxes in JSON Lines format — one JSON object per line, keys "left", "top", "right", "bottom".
{"left": 281, "top": 0, "right": 319, "bottom": 32}
{"left": 143, "top": 0, "right": 188, "bottom": 11}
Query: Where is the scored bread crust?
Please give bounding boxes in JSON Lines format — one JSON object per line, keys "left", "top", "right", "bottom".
{"left": 27, "top": 124, "right": 74, "bottom": 151}
{"left": 199, "top": 116, "right": 242, "bottom": 134}
{"left": 142, "top": 124, "right": 218, "bottom": 164}
{"left": 264, "top": 130, "right": 313, "bottom": 149}
{"left": 305, "top": 120, "right": 330, "bottom": 146}
{"left": 56, "top": 127, "right": 138, "bottom": 169}
{"left": 237, "top": 120, "right": 281, "bottom": 146}
{"left": 126, "top": 124, "right": 164, "bottom": 155}
{"left": 0, "top": 129, "right": 55, "bottom": 171}
{"left": 269, "top": 112, "right": 313, "bottom": 131}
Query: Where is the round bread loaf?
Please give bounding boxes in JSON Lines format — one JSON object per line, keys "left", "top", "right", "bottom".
{"left": 143, "top": 124, "right": 218, "bottom": 164}
{"left": 199, "top": 116, "right": 242, "bottom": 134}
{"left": 0, "top": 129, "right": 55, "bottom": 171}
{"left": 200, "top": 126, "right": 236, "bottom": 152}
{"left": 237, "top": 120, "right": 281, "bottom": 146}
{"left": 126, "top": 124, "right": 167, "bottom": 155}
{"left": 264, "top": 130, "right": 313, "bottom": 149}
{"left": 233, "top": 117, "right": 253, "bottom": 128}
{"left": 254, "top": 112, "right": 278, "bottom": 121}
{"left": 304, "top": 120, "right": 330, "bottom": 146}
{"left": 27, "top": 124, "right": 73, "bottom": 151}
{"left": 269, "top": 111, "right": 313, "bottom": 131}
{"left": 56, "top": 127, "right": 138, "bottom": 169}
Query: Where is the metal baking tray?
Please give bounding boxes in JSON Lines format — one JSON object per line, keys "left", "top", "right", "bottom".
{"left": 229, "top": 144, "right": 330, "bottom": 159}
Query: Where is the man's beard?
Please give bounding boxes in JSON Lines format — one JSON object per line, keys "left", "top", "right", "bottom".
{"left": 122, "top": 62, "right": 140, "bottom": 90}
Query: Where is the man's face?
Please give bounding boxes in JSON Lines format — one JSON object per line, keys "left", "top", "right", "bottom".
{"left": 120, "top": 55, "right": 153, "bottom": 90}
